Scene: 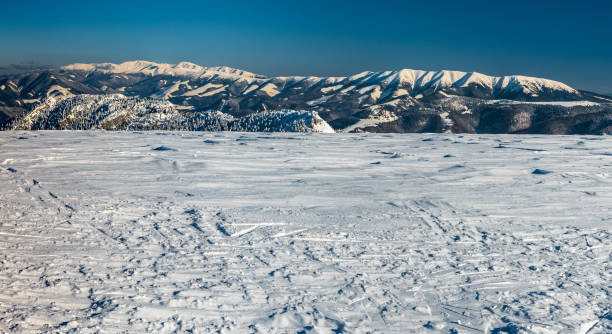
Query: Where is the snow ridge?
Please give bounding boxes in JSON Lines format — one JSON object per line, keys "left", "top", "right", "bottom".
{"left": 62, "top": 61, "right": 262, "bottom": 80}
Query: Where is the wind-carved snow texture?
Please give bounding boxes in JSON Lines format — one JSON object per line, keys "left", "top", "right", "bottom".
{"left": 0, "top": 131, "right": 610, "bottom": 333}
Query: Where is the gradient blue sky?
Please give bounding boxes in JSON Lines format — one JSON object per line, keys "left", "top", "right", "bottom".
{"left": 1, "top": 0, "right": 610, "bottom": 93}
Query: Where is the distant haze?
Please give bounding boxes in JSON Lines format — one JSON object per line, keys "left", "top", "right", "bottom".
{"left": 1, "top": 0, "right": 610, "bottom": 93}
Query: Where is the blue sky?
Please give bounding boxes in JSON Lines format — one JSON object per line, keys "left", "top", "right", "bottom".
{"left": 1, "top": 0, "right": 610, "bottom": 93}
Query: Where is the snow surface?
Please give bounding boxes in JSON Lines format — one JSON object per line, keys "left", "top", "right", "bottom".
{"left": 152, "top": 80, "right": 190, "bottom": 99}
{"left": 342, "top": 111, "right": 399, "bottom": 133}
{"left": 0, "top": 132, "right": 610, "bottom": 333}
{"left": 486, "top": 100, "right": 600, "bottom": 107}
{"left": 258, "top": 83, "right": 280, "bottom": 97}
{"left": 183, "top": 83, "right": 225, "bottom": 97}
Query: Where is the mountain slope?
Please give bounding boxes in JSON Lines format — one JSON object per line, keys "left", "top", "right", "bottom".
{"left": 11, "top": 94, "right": 334, "bottom": 133}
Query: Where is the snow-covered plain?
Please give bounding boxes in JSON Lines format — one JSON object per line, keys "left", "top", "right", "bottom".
{"left": 0, "top": 131, "right": 610, "bottom": 333}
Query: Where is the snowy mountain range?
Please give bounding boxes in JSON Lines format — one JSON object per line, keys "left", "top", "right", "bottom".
{"left": 2, "top": 61, "right": 611, "bottom": 134}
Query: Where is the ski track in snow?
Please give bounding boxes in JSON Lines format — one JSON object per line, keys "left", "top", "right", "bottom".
{"left": 0, "top": 131, "right": 610, "bottom": 333}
